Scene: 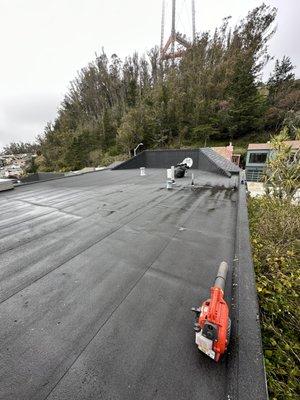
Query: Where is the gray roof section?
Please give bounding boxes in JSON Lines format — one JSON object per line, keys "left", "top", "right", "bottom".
{"left": 200, "top": 148, "right": 241, "bottom": 175}
{"left": 0, "top": 169, "right": 266, "bottom": 400}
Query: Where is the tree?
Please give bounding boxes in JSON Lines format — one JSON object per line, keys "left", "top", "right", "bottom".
{"left": 268, "top": 56, "right": 295, "bottom": 102}
{"left": 282, "top": 110, "right": 300, "bottom": 138}
{"left": 265, "top": 57, "right": 299, "bottom": 132}
{"left": 35, "top": 4, "right": 279, "bottom": 171}
{"left": 228, "top": 55, "right": 266, "bottom": 137}
{"left": 117, "top": 108, "right": 144, "bottom": 155}
{"left": 2, "top": 141, "right": 40, "bottom": 155}
{"left": 226, "top": 4, "right": 277, "bottom": 137}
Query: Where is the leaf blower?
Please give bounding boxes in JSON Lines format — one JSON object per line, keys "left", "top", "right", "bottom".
{"left": 191, "top": 261, "right": 231, "bottom": 362}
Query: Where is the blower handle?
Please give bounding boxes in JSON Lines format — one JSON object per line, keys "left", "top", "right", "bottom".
{"left": 214, "top": 261, "right": 228, "bottom": 291}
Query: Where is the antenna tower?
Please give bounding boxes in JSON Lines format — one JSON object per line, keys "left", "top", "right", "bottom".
{"left": 160, "top": 0, "right": 196, "bottom": 61}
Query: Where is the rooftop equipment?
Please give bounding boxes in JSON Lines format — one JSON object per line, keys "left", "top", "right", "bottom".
{"left": 192, "top": 261, "right": 231, "bottom": 362}
{"left": 174, "top": 157, "right": 193, "bottom": 178}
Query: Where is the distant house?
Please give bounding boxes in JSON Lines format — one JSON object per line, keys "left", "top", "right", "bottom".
{"left": 245, "top": 140, "right": 300, "bottom": 182}
{"left": 211, "top": 143, "right": 241, "bottom": 166}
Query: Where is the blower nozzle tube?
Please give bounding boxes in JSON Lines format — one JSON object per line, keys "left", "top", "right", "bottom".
{"left": 214, "top": 261, "right": 228, "bottom": 291}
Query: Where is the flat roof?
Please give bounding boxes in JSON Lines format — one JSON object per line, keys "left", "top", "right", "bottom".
{"left": 0, "top": 169, "right": 239, "bottom": 399}
{"left": 247, "top": 140, "right": 300, "bottom": 150}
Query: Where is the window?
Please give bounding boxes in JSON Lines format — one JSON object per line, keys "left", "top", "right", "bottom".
{"left": 249, "top": 152, "right": 267, "bottom": 164}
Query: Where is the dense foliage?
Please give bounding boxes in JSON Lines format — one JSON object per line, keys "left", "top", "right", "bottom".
{"left": 264, "top": 129, "right": 300, "bottom": 199}
{"left": 2, "top": 4, "right": 299, "bottom": 172}
{"left": 249, "top": 134, "right": 300, "bottom": 399}
{"left": 2, "top": 141, "right": 40, "bottom": 155}
{"left": 248, "top": 196, "right": 300, "bottom": 399}
{"left": 29, "top": 4, "right": 296, "bottom": 171}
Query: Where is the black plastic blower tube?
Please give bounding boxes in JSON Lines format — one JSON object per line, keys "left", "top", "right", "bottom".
{"left": 214, "top": 261, "right": 228, "bottom": 291}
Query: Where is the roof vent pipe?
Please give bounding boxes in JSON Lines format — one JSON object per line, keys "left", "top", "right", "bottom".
{"left": 166, "top": 168, "right": 174, "bottom": 189}
{"left": 140, "top": 167, "right": 146, "bottom": 176}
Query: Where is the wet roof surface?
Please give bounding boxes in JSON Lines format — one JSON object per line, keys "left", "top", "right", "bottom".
{"left": 0, "top": 169, "right": 238, "bottom": 400}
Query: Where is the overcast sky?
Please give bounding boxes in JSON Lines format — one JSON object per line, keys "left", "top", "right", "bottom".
{"left": 0, "top": 0, "right": 299, "bottom": 150}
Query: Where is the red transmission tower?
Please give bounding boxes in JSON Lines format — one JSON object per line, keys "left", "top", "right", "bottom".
{"left": 160, "top": 0, "right": 196, "bottom": 61}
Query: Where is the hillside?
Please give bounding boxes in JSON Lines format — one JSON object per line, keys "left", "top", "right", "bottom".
{"left": 3, "top": 4, "right": 300, "bottom": 172}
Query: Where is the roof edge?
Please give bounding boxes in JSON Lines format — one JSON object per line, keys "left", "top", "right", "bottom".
{"left": 226, "top": 178, "right": 268, "bottom": 400}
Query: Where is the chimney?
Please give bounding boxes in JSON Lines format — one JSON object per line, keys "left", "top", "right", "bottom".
{"left": 226, "top": 142, "right": 234, "bottom": 161}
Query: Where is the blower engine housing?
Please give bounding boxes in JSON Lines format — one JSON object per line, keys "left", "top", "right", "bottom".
{"left": 192, "top": 261, "right": 231, "bottom": 362}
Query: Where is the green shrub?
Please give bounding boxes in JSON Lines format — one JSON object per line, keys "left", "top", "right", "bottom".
{"left": 248, "top": 196, "right": 300, "bottom": 399}
{"left": 99, "top": 152, "right": 128, "bottom": 167}
{"left": 264, "top": 129, "right": 300, "bottom": 200}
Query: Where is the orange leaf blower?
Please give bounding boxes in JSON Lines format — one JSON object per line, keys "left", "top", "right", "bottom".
{"left": 192, "top": 261, "right": 231, "bottom": 362}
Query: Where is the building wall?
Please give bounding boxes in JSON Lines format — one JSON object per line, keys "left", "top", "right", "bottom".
{"left": 245, "top": 150, "right": 270, "bottom": 182}
{"left": 113, "top": 148, "right": 237, "bottom": 177}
